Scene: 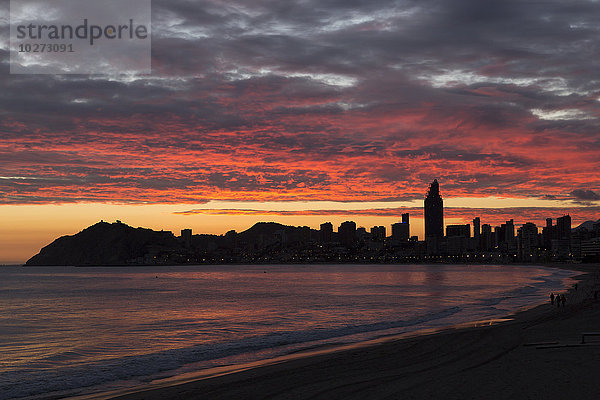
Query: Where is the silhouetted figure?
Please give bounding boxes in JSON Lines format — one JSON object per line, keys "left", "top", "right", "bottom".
{"left": 557, "top": 294, "right": 561, "bottom": 308}
{"left": 561, "top": 294, "right": 566, "bottom": 307}
{"left": 550, "top": 293, "right": 555, "bottom": 305}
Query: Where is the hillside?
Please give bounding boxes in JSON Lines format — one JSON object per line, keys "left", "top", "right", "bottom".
{"left": 573, "top": 219, "right": 600, "bottom": 232}
{"left": 25, "top": 221, "right": 180, "bottom": 266}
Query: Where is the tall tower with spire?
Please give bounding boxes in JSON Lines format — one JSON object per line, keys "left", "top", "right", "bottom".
{"left": 424, "top": 179, "right": 444, "bottom": 240}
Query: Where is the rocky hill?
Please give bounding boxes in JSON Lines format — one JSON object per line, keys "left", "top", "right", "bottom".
{"left": 573, "top": 219, "right": 600, "bottom": 232}
{"left": 26, "top": 221, "right": 181, "bottom": 266}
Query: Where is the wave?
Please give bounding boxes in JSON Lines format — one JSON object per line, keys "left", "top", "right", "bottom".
{"left": 1, "top": 306, "right": 463, "bottom": 400}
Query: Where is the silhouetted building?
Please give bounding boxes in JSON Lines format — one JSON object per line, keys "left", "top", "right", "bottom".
{"left": 542, "top": 218, "right": 554, "bottom": 250}
{"left": 473, "top": 217, "right": 480, "bottom": 238}
{"left": 581, "top": 237, "right": 600, "bottom": 260}
{"left": 504, "top": 219, "right": 517, "bottom": 255}
{"left": 518, "top": 222, "right": 538, "bottom": 261}
{"left": 543, "top": 215, "right": 572, "bottom": 259}
{"left": 338, "top": 221, "right": 357, "bottom": 247}
{"left": 472, "top": 217, "right": 481, "bottom": 251}
{"left": 392, "top": 221, "right": 410, "bottom": 242}
{"left": 319, "top": 222, "right": 333, "bottom": 242}
{"left": 446, "top": 237, "right": 466, "bottom": 255}
{"left": 424, "top": 179, "right": 443, "bottom": 254}
{"left": 356, "top": 227, "right": 369, "bottom": 242}
{"left": 299, "top": 226, "right": 311, "bottom": 243}
{"left": 181, "top": 228, "right": 192, "bottom": 248}
{"left": 494, "top": 219, "right": 516, "bottom": 254}
{"left": 446, "top": 224, "right": 470, "bottom": 238}
{"left": 553, "top": 214, "right": 572, "bottom": 258}
{"left": 400, "top": 213, "right": 410, "bottom": 241}
{"left": 370, "top": 226, "right": 386, "bottom": 241}
{"left": 557, "top": 214, "right": 571, "bottom": 242}
{"left": 424, "top": 180, "right": 443, "bottom": 239}
{"left": 481, "top": 224, "right": 493, "bottom": 251}
{"left": 446, "top": 224, "right": 470, "bottom": 255}
{"left": 402, "top": 213, "right": 409, "bottom": 225}
{"left": 504, "top": 219, "right": 515, "bottom": 242}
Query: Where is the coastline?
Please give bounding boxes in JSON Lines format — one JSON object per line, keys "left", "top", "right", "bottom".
{"left": 65, "top": 263, "right": 599, "bottom": 400}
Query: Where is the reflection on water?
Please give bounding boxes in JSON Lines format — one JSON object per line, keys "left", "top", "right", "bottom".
{"left": 425, "top": 266, "right": 446, "bottom": 303}
{"left": 0, "top": 264, "right": 574, "bottom": 400}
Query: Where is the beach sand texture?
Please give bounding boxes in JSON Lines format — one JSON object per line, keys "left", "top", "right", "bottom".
{"left": 90, "top": 266, "right": 600, "bottom": 400}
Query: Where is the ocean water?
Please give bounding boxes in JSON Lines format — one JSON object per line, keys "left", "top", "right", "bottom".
{"left": 0, "top": 264, "right": 575, "bottom": 400}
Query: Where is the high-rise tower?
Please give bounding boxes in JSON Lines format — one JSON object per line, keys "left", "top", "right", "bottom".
{"left": 424, "top": 179, "right": 444, "bottom": 240}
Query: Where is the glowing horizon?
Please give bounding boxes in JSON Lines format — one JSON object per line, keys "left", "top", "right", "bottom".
{"left": 2, "top": 195, "right": 598, "bottom": 263}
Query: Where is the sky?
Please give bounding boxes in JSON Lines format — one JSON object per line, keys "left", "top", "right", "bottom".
{"left": 1, "top": 0, "right": 600, "bottom": 263}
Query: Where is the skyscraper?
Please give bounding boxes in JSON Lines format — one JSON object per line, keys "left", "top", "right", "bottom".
{"left": 181, "top": 228, "right": 192, "bottom": 248}
{"left": 391, "top": 222, "right": 410, "bottom": 241}
{"left": 557, "top": 214, "right": 572, "bottom": 241}
{"left": 473, "top": 217, "right": 480, "bottom": 239}
{"left": 518, "top": 222, "right": 539, "bottom": 261}
{"left": 424, "top": 179, "right": 444, "bottom": 240}
{"left": 504, "top": 219, "right": 515, "bottom": 243}
{"left": 481, "top": 224, "right": 492, "bottom": 251}
{"left": 473, "top": 217, "right": 481, "bottom": 251}
{"left": 319, "top": 222, "right": 333, "bottom": 242}
{"left": 338, "top": 221, "right": 357, "bottom": 246}
{"left": 555, "top": 214, "right": 572, "bottom": 257}
{"left": 391, "top": 212, "right": 411, "bottom": 242}
{"left": 402, "top": 213, "right": 409, "bottom": 225}
{"left": 370, "top": 226, "right": 386, "bottom": 241}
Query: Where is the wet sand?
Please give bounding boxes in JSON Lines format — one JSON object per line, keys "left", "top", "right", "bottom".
{"left": 91, "top": 264, "right": 600, "bottom": 400}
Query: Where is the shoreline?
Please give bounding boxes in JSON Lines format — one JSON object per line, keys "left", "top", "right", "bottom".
{"left": 68, "top": 317, "right": 520, "bottom": 400}
{"left": 64, "top": 263, "right": 597, "bottom": 400}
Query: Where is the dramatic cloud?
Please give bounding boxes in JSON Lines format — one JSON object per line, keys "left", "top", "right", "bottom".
{"left": 570, "top": 189, "right": 600, "bottom": 203}
{"left": 1, "top": 0, "right": 599, "bottom": 207}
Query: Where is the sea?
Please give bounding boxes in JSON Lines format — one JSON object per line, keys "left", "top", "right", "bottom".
{"left": 0, "top": 264, "right": 575, "bottom": 400}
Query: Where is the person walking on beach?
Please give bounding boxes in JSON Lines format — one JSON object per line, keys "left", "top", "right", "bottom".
{"left": 561, "top": 294, "right": 566, "bottom": 307}
{"left": 550, "top": 293, "right": 555, "bottom": 305}
{"left": 556, "top": 294, "right": 561, "bottom": 308}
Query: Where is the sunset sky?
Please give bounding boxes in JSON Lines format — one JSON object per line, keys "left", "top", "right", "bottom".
{"left": 1, "top": 0, "right": 600, "bottom": 263}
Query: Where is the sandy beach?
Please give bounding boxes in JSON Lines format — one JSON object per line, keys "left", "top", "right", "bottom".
{"left": 83, "top": 264, "right": 600, "bottom": 400}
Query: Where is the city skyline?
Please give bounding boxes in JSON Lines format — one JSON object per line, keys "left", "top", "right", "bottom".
{"left": 3, "top": 177, "right": 600, "bottom": 263}
{"left": 23, "top": 180, "right": 600, "bottom": 265}
{"left": 159, "top": 181, "right": 598, "bottom": 264}
{"left": 2, "top": 179, "right": 600, "bottom": 264}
